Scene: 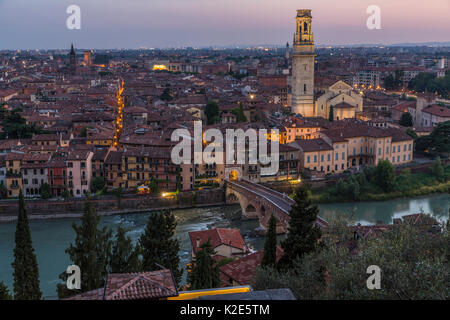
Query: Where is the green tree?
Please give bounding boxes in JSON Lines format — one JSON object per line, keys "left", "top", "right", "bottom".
{"left": 383, "top": 74, "right": 395, "bottom": 90}
{"left": 91, "top": 176, "right": 105, "bottom": 193}
{"left": 278, "top": 185, "right": 322, "bottom": 269}
{"left": 230, "top": 103, "right": 247, "bottom": 123}
{"left": 409, "top": 72, "right": 450, "bottom": 98}
{"left": 405, "top": 128, "right": 418, "bottom": 139}
{"left": 205, "top": 100, "right": 220, "bottom": 125}
{"left": 160, "top": 88, "right": 173, "bottom": 101}
{"left": 149, "top": 177, "right": 159, "bottom": 194}
{"left": 40, "top": 183, "right": 51, "bottom": 199}
{"left": 394, "top": 70, "right": 404, "bottom": 88}
{"left": 261, "top": 215, "right": 277, "bottom": 268}
{"left": 0, "top": 181, "right": 6, "bottom": 199}
{"left": 113, "top": 186, "right": 123, "bottom": 208}
{"left": 139, "top": 210, "right": 182, "bottom": 286}
{"left": 431, "top": 157, "right": 445, "bottom": 182}
{"left": 0, "top": 281, "right": 12, "bottom": 300}
{"left": 80, "top": 127, "right": 87, "bottom": 138}
{"left": 12, "top": 190, "right": 42, "bottom": 300}
{"left": 110, "top": 224, "right": 141, "bottom": 273}
{"left": 0, "top": 110, "right": 42, "bottom": 139}
{"left": 415, "top": 121, "right": 450, "bottom": 155}
{"left": 253, "top": 214, "right": 449, "bottom": 300}
{"left": 188, "top": 240, "right": 220, "bottom": 290}
{"left": 375, "top": 160, "right": 396, "bottom": 192}
{"left": 57, "top": 196, "right": 112, "bottom": 298}
{"left": 328, "top": 105, "right": 334, "bottom": 122}
{"left": 400, "top": 112, "right": 413, "bottom": 127}
{"left": 62, "top": 188, "right": 71, "bottom": 199}
{"left": 428, "top": 121, "right": 450, "bottom": 154}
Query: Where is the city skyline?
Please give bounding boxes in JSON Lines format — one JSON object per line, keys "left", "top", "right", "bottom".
{"left": 1, "top": 0, "right": 449, "bottom": 50}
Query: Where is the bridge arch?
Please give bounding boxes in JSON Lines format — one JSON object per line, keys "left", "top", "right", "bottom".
{"left": 245, "top": 204, "right": 257, "bottom": 213}
{"left": 227, "top": 192, "right": 239, "bottom": 203}
{"left": 225, "top": 179, "right": 328, "bottom": 235}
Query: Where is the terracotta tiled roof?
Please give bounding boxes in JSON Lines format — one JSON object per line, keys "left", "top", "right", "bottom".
{"left": 66, "top": 270, "right": 177, "bottom": 300}
{"left": 105, "top": 150, "right": 123, "bottom": 164}
{"left": 220, "top": 247, "right": 283, "bottom": 286}
{"left": 333, "top": 102, "right": 355, "bottom": 109}
{"left": 422, "top": 105, "right": 450, "bottom": 117}
{"left": 189, "top": 228, "right": 249, "bottom": 255}
{"left": 289, "top": 138, "right": 333, "bottom": 152}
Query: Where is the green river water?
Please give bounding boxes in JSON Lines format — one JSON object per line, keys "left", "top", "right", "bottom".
{"left": 0, "top": 193, "right": 448, "bottom": 299}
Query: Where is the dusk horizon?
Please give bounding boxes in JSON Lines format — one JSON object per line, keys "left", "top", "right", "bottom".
{"left": 1, "top": 0, "right": 449, "bottom": 50}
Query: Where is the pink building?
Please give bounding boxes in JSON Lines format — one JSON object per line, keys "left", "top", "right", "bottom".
{"left": 66, "top": 150, "right": 93, "bottom": 197}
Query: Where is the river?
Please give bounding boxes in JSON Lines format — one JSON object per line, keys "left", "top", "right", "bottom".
{"left": 0, "top": 193, "right": 448, "bottom": 299}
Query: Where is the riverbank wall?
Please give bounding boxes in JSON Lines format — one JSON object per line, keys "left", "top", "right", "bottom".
{"left": 0, "top": 188, "right": 226, "bottom": 222}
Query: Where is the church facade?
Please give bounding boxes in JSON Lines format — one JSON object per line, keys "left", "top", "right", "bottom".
{"left": 315, "top": 80, "right": 363, "bottom": 120}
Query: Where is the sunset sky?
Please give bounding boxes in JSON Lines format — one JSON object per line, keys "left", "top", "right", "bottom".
{"left": 0, "top": 0, "right": 449, "bottom": 49}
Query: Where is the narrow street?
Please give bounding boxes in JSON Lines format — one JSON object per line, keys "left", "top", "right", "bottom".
{"left": 113, "top": 80, "right": 125, "bottom": 147}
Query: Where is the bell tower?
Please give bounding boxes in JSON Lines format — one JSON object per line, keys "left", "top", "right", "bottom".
{"left": 291, "top": 9, "right": 315, "bottom": 117}
{"left": 69, "top": 43, "right": 77, "bottom": 75}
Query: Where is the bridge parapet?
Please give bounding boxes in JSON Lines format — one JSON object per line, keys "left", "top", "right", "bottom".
{"left": 225, "top": 180, "right": 328, "bottom": 234}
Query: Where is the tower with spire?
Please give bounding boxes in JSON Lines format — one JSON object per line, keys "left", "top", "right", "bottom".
{"left": 291, "top": 10, "right": 315, "bottom": 116}
{"left": 286, "top": 42, "right": 290, "bottom": 60}
{"left": 69, "top": 43, "right": 77, "bottom": 75}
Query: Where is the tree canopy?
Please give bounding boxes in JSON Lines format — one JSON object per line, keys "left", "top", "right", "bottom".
{"left": 415, "top": 121, "right": 450, "bottom": 155}
{"left": 399, "top": 112, "right": 413, "bottom": 127}
{"left": 12, "top": 190, "right": 42, "bottom": 300}
{"left": 409, "top": 71, "right": 450, "bottom": 98}
{"left": 261, "top": 215, "right": 277, "bottom": 268}
{"left": 188, "top": 240, "right": 220, "bottom": 290}
{"left": 205, "top": 100, "right": 220, "bottom": 125}
{"left": 139, "top": 210, "right": 182, "bottom": 286}
{"left": 253, "top": 214, "right": 449, "bottom": 299}
{"left": 0, "top": 109, "right": 44, "bottom": 139}
{"left": 57, "top": 196, "right": 112, "bottom": 298}
{"left": 278, "top": 185, "right": 322, "bottom": 269}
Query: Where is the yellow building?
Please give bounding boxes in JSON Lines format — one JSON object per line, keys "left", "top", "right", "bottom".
{"left": 5, "top": 153, "right": 23, "bottom": 198}
{"left": 289, "top": 124, "right": 414, "bottom": 175}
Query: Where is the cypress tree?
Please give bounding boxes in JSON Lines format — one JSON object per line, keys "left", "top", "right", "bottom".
{"left": 139, "top": 210, "right": 182, "bottom": 286}
{"left": 188, "top": 240, "right": 220, "bottom": 290}
{"left": 110, "top": 224, "right": 141, "bottom": 273}
{"left": 12, "top": 189, "right": 42, "bottom": 300}
{"left": 278, "top": 185, "right": 322, "bottom": 269}
{"left": 57, "top": 195, "right": 112, "bottom": 298}
{"left": 0, "top": 281, "right": 12, "bottom": 300}
{"left": 261, "top": 215, "right": 277, "bottom": 268}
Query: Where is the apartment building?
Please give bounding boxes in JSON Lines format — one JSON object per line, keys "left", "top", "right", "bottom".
{"left": 421, "top": 105, "right": 450, "bottom": 127}
{"left": 66, "top": 150, "right": 93, "bottom": 197}
{"left": 121, "top": 147, "right": 179, "bottom": 192}
{"left": 289, "top": 124, "right": 414, "bottom": 175}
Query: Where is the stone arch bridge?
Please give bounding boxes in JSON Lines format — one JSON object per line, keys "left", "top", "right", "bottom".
{"left": 225, "top": 179, "right": 328, "bottom": 234}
